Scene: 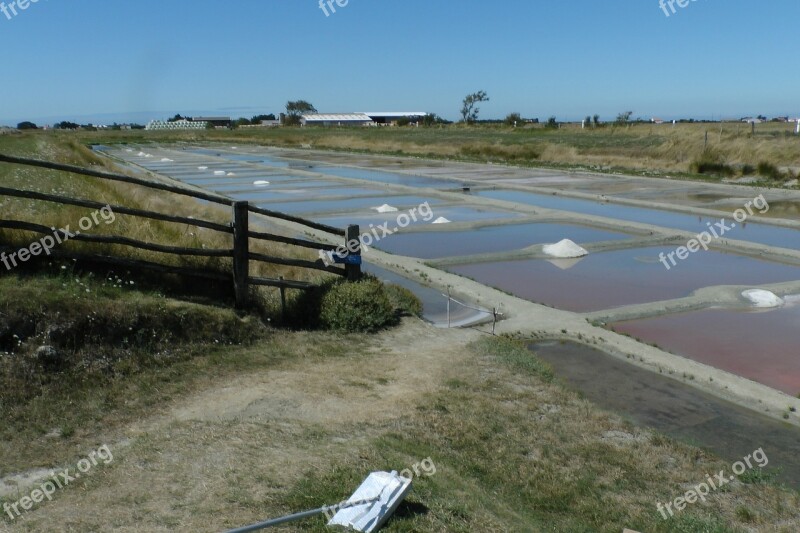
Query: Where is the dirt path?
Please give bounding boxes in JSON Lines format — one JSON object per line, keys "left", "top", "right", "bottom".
{"left": 7, "top": 320, "right": 480, "bottom": 532}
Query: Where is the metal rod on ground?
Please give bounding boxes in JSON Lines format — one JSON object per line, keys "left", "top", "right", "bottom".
{"left": 224, "top": 497, "right": 380, "bottom": 533}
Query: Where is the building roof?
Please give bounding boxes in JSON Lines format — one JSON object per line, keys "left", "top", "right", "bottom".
{"left": 302, "top": 113, "right": 373, "bottom": 122}
{"left": 362, "top": 112, "right": 428, "bottom": 118}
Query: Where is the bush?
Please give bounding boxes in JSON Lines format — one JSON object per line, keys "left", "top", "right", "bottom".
{"left": 757, "top": 161, "right": 784, "bottom": 181}
{"left": 384, "top": 284, "right": 423, "bottom": 317}
{"left": 319, "top": 278, "right": 399, "bottom": 333}
{"left": 691, "top": 149, "right": 735, "bottom": 177}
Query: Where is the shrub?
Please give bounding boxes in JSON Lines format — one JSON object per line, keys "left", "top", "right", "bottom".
{"left": 691, "top": 149, "right": 735, "bottom": 177}
{"left": 319, "top": 278, "right": 398, "bottom": 333}
{"left": 757, "top": 161, "right": 784, "bottom": 181}
{"left": 384, "top": 284, "right": 423, "bottom": 317}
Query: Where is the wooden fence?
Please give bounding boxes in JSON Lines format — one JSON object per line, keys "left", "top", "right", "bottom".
{"left": 0, "top": 153, "right": 362, "bottom": 309}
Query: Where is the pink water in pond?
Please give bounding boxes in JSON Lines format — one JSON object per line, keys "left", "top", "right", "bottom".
{"left": 447, "top": 247, "right": 800, "bottom": 312}
{"left": 612, "top": 303, "right": 800, "bottom": 395}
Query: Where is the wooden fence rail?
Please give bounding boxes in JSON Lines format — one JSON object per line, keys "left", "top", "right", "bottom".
{"left": 0, "top": 153, "right": 362, "bottom": 310}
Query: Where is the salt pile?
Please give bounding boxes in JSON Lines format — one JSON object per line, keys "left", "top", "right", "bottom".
{"left": 198, "top": 166, "right": 208, "bottom": 170}
{"left": 227, "top": 172, "right": 236, "bottom": 176}
{"left": 542, "top": 239, "right": 588, "bottom": 258}
{"left": 742, "top": 289, "right": 784, "bottom": 308}
{"left": 372, "top": 204, "right": 398, "bottom": 213}
{"left": 432, "top": 217, "right": 451, "bottom": 224}
{"left": 214, "top": 170, "right": 226, "bottom": 176}
{"left": 160, "top": 158, "right": 173, "bottom": 162}
{"left": 253, "top": 180, "right": 270, "bottom": 186}
{"left": 137, "top": 152, "right": 147, "bottom": 157}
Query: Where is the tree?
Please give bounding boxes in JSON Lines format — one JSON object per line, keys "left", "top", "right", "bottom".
{"left": 616, "top": 111, "right": 633, "bottom": 125}
{"left": 505, "top": 112, "right": 523, "bottom": 126}
{"left": 422, "top": 113, "right": 449, "bottom": 126}
{"left": 545, "top": 116, "right": 558, "bottom": 129}
{"left": 285, "top": 100, "right": 317, "bottom": 125}
{"left": 460, "top": 91, "right": 489, "bottom": 123}
{"left": 17, "top": 121, "right": 38, "bottom": 130}
{"left": 251, "top": 114, "right": 276, "bottom": 123}
{"left": 584, "top": 116, "right": 592, "bottom": 127}
{"left": 168, "top": 114, "right": 187, "bottom": 122}
{"left": 234, "top": 117, "right": 252, "bottom": 128}
{"left": 54, "top": 121, "right": 79, "bottom": 130}
{"left": 593, "top": 114, "right": 600, "bottom": 127}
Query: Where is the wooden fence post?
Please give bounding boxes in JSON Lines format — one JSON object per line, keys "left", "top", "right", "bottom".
{"left": 232, "top": 201, "right": 249, "bottom": 309}
{"left": 345, "top": 224, "right": 362, "bottom": 281}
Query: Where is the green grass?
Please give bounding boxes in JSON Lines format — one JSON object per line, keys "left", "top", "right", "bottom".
{"left": 268, "top": 336, "right": 799, "bottom": 532}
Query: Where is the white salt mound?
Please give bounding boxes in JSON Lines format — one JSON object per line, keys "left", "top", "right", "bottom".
{"left": 160, "top": 158, "right": 173, "bottom": 162}
{"left": 214, "top": 170, "right": 226, "bottom": 175}
{"left": 137, "top": 151, "right": 146, "bottom": 157}
{"left": 253, "top": 180, "right": 270, "bottom": 186}
{"left": 198, "top": 166, "right": 208, "bottom": 170}
{"left": 542, "top": 239, "right": 588, "bottom": 259}
{"left": 432, "top": 217, "right": 451, "bottom": 224}
{"left": 742, "top": 289, "right": 784, "bottom": 308}
{"left": 372, "top": 204, "right": 398, "bottom": 213}
{"left": 227, "top": 172, "right": 236, "bottom": 176}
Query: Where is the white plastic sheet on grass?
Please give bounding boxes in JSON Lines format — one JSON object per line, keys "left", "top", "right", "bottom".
{"left": 327, "top": 471, "right": 412, "bottom": 532}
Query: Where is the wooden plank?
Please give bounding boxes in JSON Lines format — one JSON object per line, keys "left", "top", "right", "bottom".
{"left": 0, "top": 247, "right": 231, "bottom": 281}
{"left": 248, "top": 251, "right": 346, "bottom": 276}
{"left": 0, "top": 219, "right": 232, "bottom": 258}
{"left": 248, "top": 204, "right": 345, "bottom": 236}
{"left": 0, "top": 186, "right": 232, "bottom": 234}
{"left": 248, "top": 276, "right": 315, "bottom": 290}
{"left": 248, "top": 229, "right": 339, "bottom": 252}
{"left": 232, "top": 201, "right": 250, "bottom": 309}
{"left": 345, "top": 224, "right": 362, "bottom": 281}
{"left": 0, "top": 153, "right": 233, "bottom": 206}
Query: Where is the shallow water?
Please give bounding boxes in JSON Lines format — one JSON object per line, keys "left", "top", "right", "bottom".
{"left": 363, "top": 263, "right": 490, "bottom": 327}
{"left": 256, "top": 195, "right": 441, "bottom": 215}
{"left": 611, "top": 302, "right": 800, "bottom": 395}
{"left": 530, "top": 340, "right": 800, "bottom": 490}
{"left": 447, "top": 247, "right": 800, "bottom": 312}
{"left": 374, "top": 223, "right": 632, "bottom": 259}
{"left": 478, "top": 190, "right": 800, "bottom": 250}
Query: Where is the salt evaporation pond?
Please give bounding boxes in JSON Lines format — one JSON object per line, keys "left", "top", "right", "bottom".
{"left": 447, "top": 247, "right": 800, "bottom": 312}
{"left": 374, "top": 223, "right": 631, "bottom": 259}
{"left": 478, "top": 190, "right": 800, "bottom": 251}
{"left": 611, "top": 301, "right": 800, "bottom": 395}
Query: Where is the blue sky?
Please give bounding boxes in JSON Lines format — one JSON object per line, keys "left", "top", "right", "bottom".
{"left": 1, "top": 0, "right": 798, "bottom": 125}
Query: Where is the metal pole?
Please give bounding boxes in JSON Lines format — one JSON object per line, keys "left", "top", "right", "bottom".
{"left": 225, "top": 498, "right": 379, "bottom": 533}
{"left": 447, "top": 286, "right": 451, "bottom": 328}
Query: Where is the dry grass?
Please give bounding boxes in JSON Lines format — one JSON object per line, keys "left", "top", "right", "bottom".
{"left": 3, "top": 325, "right": 798, "bottom": 532}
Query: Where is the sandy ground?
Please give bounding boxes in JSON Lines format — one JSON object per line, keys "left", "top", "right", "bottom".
{"left": 4, "top": 321, "right": 480, "bottom": 531}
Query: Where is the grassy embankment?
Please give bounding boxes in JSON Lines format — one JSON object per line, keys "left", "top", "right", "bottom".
{"left": 0, "top": 133, "right": 409, "bottom": 477}
{"left": 69, "top": 120, "right": 800, "bottom": 184}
